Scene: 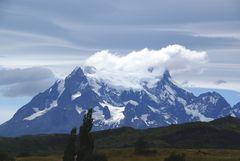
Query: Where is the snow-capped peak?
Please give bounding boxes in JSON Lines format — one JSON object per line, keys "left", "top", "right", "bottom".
{"left": 0, "top": 67, "right": 237, "bottom": 137}
{"left": 67, "top": 66, "right": 85, "bottom": 78}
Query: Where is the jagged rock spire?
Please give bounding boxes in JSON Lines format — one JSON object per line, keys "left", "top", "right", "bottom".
{"left": 163, "top": 69, "right": 171, "bottom": 79}
{"left": 70, "top": 67, "right": 85, "bottom": 76}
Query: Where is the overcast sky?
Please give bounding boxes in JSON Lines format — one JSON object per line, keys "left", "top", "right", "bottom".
{"left": 0, "top": 0, "right": 240, "bottom": 123}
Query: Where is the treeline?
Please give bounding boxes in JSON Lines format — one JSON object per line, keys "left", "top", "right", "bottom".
{"left": 1, "top": 116, "right": 240, "bottom": 155}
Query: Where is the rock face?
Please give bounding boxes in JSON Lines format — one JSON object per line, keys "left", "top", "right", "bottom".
{"left": 0, "top": 67, "right": 237, "bottom": 137}
{"left": 232, "top": 102, "right": 240, "bottom": 117}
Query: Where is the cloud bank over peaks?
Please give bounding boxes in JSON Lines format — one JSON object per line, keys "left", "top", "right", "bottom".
{"left": 84, "top": 44, "right": 208, "bottom": 89}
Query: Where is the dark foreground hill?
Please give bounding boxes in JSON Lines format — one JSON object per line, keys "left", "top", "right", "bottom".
{"left": 1, "top": 116, "right": 240, "bottom": 155}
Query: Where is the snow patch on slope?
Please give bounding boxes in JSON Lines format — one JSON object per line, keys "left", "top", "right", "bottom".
{"left": 93, "top": 106, "right": 104, "bottom": 121}
{"left": 165, "top": 84, "right": 176, "bottom": 96}
{"left": 57, "top": 80, "right": 65, "bottom": 96}
{"left": 100, "top": 102, "right": 125, "bottom": 125}
{"left": 185, "top": 104, "right": 213, "bottom": 122}
{"left": 209, "top": 96, "right": 218, "bottom": 105}
{"left": 72, "top": 92, "right": 81, "bottom": 100}
{"left": 24, "top": 100, "right": 58, "bottom": 121}
{"left": 148, "top": 105, "right": 160, "bottom": 113}
{"left": 75, "top": 106, "right": 83, "bottom": 114}
{"left": 124, "top": 100, "right": 139, "bottom": 106}
{"left": 140, "top": 114, "right": 150, "bottom": 125}
{"left": 24, "top": 80, "right": 65, "bottom": 121}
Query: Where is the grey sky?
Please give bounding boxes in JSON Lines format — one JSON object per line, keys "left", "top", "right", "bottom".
{"left": 0, "top": 0, "right": 240, "bottom": 123}
{"left": 0, "top": 0, "right": 239, "bottom": 88}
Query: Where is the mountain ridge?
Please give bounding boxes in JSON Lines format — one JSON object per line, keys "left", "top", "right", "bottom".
{"left": 0, "top": 67, "right": 239, "bottom": 136}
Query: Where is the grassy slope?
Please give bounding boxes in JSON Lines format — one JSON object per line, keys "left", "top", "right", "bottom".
{"left": 0, "top": 134, "right": 67, "bottom": 155}
{"left": 95, "top": 116, "right": 240, "bottom": 149}
{"left": 16, "top": 148, "right": 240, "bottom": 161}
{"left": 2, "top": 116, "right": 240, "bottom": 155}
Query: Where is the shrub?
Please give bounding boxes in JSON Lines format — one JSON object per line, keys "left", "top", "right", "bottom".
{"left": 164, "top": 152, "right": 186, "bottom": 161}
{"left": 0, "top": 150, "right": 15, "bottom": 161}
{"left": 16, "top": 152, "right": 31, "bottom": 157}
{"left": 83, "top": 153, "right": 108, "bottom": 161}
{"left": 134, "top": 137, "right": 149, "bottom": 155}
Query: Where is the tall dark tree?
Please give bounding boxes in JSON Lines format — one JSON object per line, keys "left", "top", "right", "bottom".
{"left": 76, "top": 109, "right": 94, "bottom": 161}
{"left": 63, "top": 128, "right": 77, "bottom": 161}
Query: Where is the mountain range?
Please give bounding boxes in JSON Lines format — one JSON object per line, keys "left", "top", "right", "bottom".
{"left": 0, "top": 67, "right": 239, "bottom": 136}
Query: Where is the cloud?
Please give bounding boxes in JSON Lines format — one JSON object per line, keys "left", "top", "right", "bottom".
{"left": 181, "top": 80, "right": 189, "bottom": 86}
{"left": 0, "top": 67, "right": 56, "bottom": 97}
{"left": 215, "top": 80, "right": 227, "bottom": 85}
{"left": 0, "top": 67, "right": 54, "bottom": 85}
{"left": 84, "top": 44, "right": 208, "bottom": 89}
{"left": 2, "top": 79, "right": 55, "bottom": 97}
